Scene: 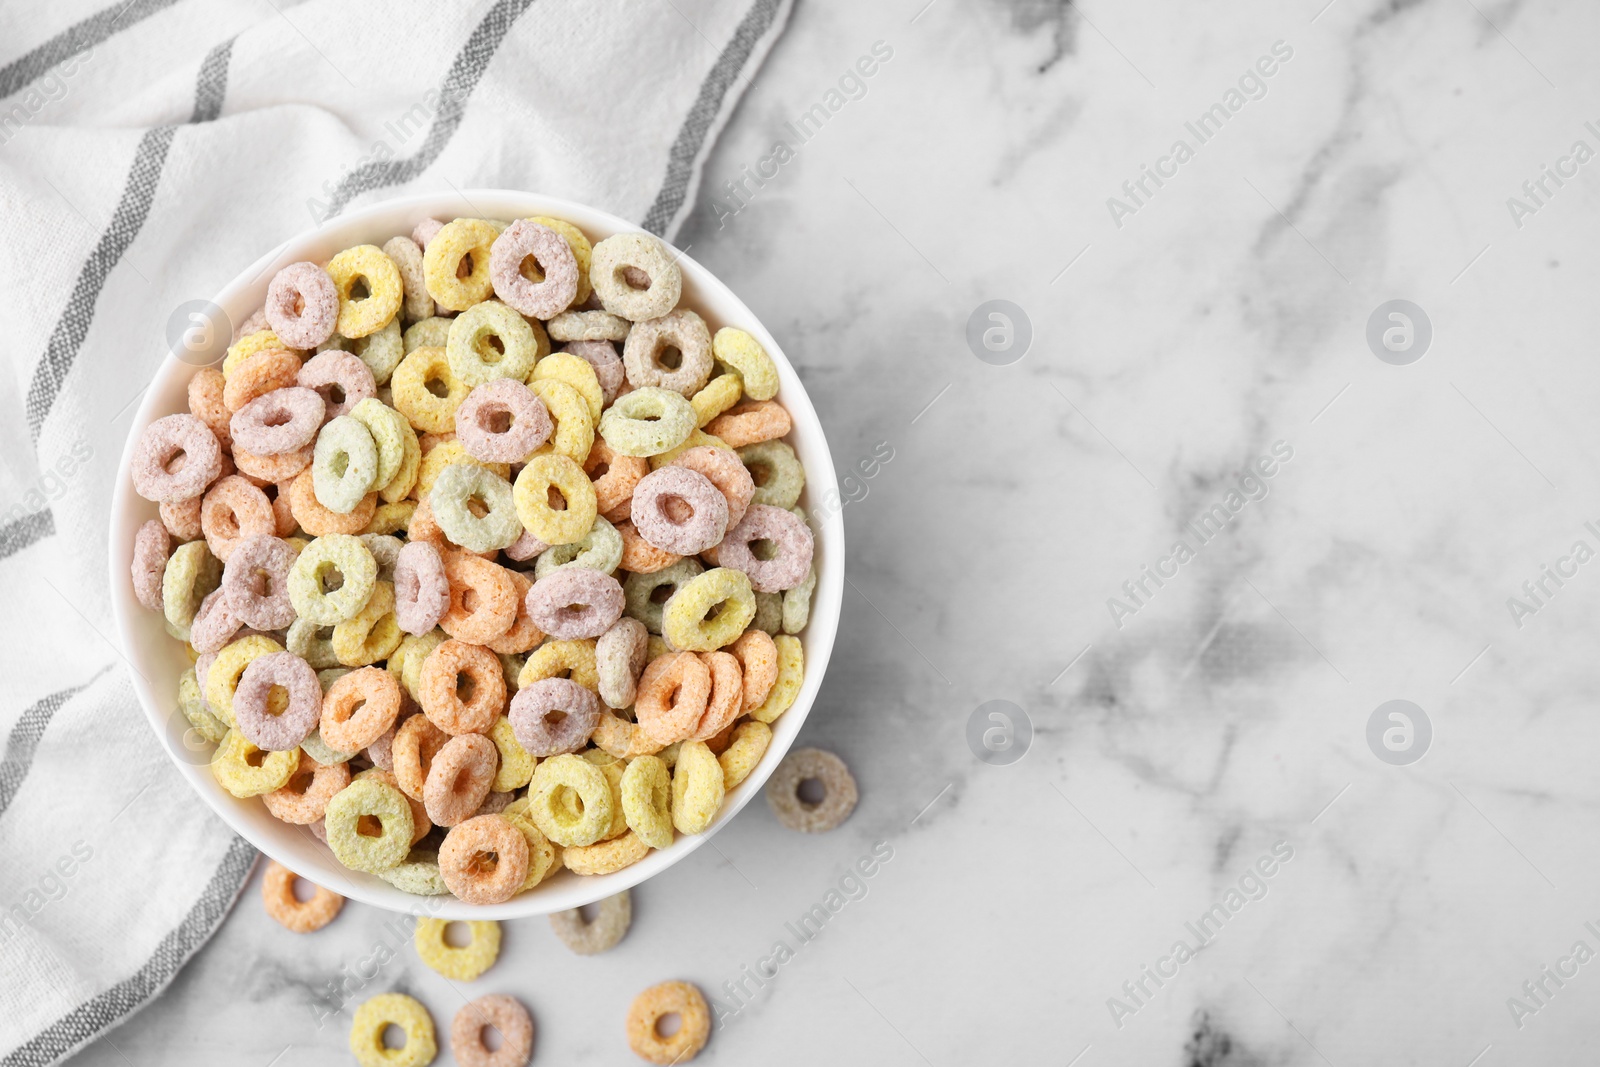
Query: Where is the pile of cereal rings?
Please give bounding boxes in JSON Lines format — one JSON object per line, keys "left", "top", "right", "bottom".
{"left": 129, "top": 215, "right": 817, "bottom": 908}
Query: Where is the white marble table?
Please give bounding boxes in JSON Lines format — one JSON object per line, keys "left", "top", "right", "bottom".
{"left": 69, "top": 0, "right": 1600, "bottom": 1062}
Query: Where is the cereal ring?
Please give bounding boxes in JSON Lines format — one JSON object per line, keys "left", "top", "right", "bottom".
{"left": 439, "top": 814, "right": 530, "bottom": 904}
{"left": 501, "top": 797, "right": 560, "bottom": 891}
{"left": 390, "top": 630, "right": 445, "bottom": 701}
{"left": 346, "top": 315, "right": 406, "bottom": 387}
{"left": 321, "top": 666, "right": 402, "bottom": 752}
{"left": 625, "top": 981, "right": 710, "bottom": 1065}
{"left": 348, "top": 398, "right": 410, "bottom": 491}
{"left": 299, "top": 350, "right": 377, "bottom": 422}
{"left": 357, "top": 765, "right": 432, "bottom": 845}
{"left": 532, "top": 351, "right": 602, "bottom": 422}
{"left": 450, "top": 994, "right": 532, "bottom": 1067}
{"left": 525, "top": 567, "right": 624, "bottom": 640}
{"left": 619, "top": 755, "right": 673, "bottom": 849}
{"left": 668, "top": 445, "right": 754, "bottom": 529}
{"left": 132, "top": 519, "right": 170, "bottom": 611}
{"left": 670, "top": 740, "right": 724, "bottom": 835}
{"left": 423, "top": 219, "right": 499, "bottom": 311}
{"left": 516, "top": 639, "right": 599, "bottom": 691}
{"left": 749, "top": 634, "right": 802, "bottom": 723}
{"left": 662, "top": 568, "right": 756, "bottom": 652}
{"left": 712, "top": 327, "right": 779, "bottom": 401}
{"left": 690, "top": 371, "right": 742, "bottom": 428}
{"left": 332, "top": 579, "right": 403, "bottom": 666}
{"left": 525, "top": 754, "right": 613, "bottom": 847}
{"left": 562, "top": 344, "right": 625, "bottom": 413}
{"left": 265, "top": 261, "right": 339, "bottom": 349}
{"left": 288, "top": 533, "right": 377, "bottom": 624}
{"left": 327, "top": 244, "right": 403, "bottom": 338}
{"left": 634, "top": 653, "right": 711, "bottom": 745}
{"left": 752, "top": 591, "right": 782, "bottom": 634}
{"left": 414, "top": 440, "right": 509, "bottom": 503}
{"left": 623, "top": 309, "right": 713, "bottom": 398}
{"left": 381, "top": 235, "right": 433, "bottom": 324}
{"left": 188, "top": 366, "right": 232, "bottom": 449}
{"left": 528, "top": 215, "right": 593, "bottom": 303}
{"left": 583, "top": 438, "right": 647, "bottom": 523}
{"left": 440, "top": 553, "right": 518, "bottom": 644}
{"left": 728, "top": 629, "right": 777, "bottom": 710}
{"left": 598, "top": 387, "right": 695, "bottom": 459}
{"left": 739, "top": 440, "right": 804, "bottom": 509}
{"left": 380, "top": 420, "right": 422, "bottom": 503}
{"left": 485, "top": 569, "right": 544, "bottom": 654}
{"left": 415, "top": 917, "right": 501, "bottom": 981}
{"left": 549, "top": 889, "right": 630, "bottom": 954}
{"left": 503, "top": 527, "right": 549, "bottom": 562}
{"left": 404, "top": 316, "right": 452, "bottom": 353}
{"left": 324, "top": 776, "right": 414, "bottom": 872}
{"left": 766, "top": 747, "right": 855, "bottom": 832}
{"left": 616, "top": 521, "right": 679, "bottom": 575}
{"left": 162, "top": 540, "right": 222, "bottom": 641}
{"left": 424, "top": 732, "right": 499, "bottom": 827}
{"left": 364, "top": 501, "right": 414, "bottom": 538}
{"left": 287, "top": 617, "right": 339, "bottom": 670}
{"left": 288, "top": 468, "right": 376, "bottom": 535}
{"left": 455, "top": 379, "right": 551, "bottom": 463}
{"left": 716, "top": 504, "right": 813, "bottom": 593}
{"left": 629, "top": 466, "right": 728, "bottom": 555}
{"left": 180, "top": 664, "right": 228, "bottom": 743}
{"left": 261, "top": 860, "right": 343, "bottom": 932}
{"left": 705, "top": 399, "right": 792, "bottom": 449}
{"left": 263, "top": 756, "right": 350, "bottom": 824}
{"left": 233, "top": 651, "right": 321, "bottom": 750}
{"left": 223, "top": 329, "right": 289, "bottom": 378}
{"left": 189, "top": 587, "right": 242, "bottom": 653}
{"left": 718, "top": 720, "right": 771, "bottom": 789}
{"left": 359, "top": 533, "right": 403, "bottom": 581}
{"left": 394, "top": 541, "right": 449, "bottom": 635}
{"left": 534, "top": 516, "right": 622, "bottom": 577}
{"left": 591, "top": 706, "right": 665, "bottom": 760}
{"left": 564, "top": 830, "right": 649, "bottom": 876}
{"left": 430, "top": 464, "right": 520, "bottom": 553}
{"left": 647, "top": 428, "right": 732, "bottom": 471}
{"left": 512, "top": 453, "right": 597, "bottom": 546}
{"left": 349, "top": 992, "right": 435, "bottom": 1067}
{"left": 490, "top": 219, "right": 578, "bottom": 318}
{"left": 447, "top": 299, "right": 540, "bottom": 386}
{"left": 228, "top": 386, "right": 323, "bottom": 457}
{"left": 692, "top": 651, "right": 743, "bottom": 741}
{"left": 380, "top": 849, "right": 449, "bottom": 896}
{"left": 132, "top": 414, "right": 223, "bottom": 503}
{"left": 622, "top": 558, "right": 703, "bottom": 634}
{"left": 198, "top": 474, "right": 273, "bottom": 563}
{"left": 596, "top": 617, "right": 649, "bottom": 710}
{"left": 549, "top": 311, "right": 629, "bottom": 343}
{"left": 234, "top": 443, "right": 312, "bottom": 485}
{"left": 393, "top": 711, "right": 450, "bottom": 801}
{"left": 418, "top": 639, "right": 505, "bottom": 735}
{"left": 413, "top": 217, "right": 444, "bottom": 249}
{"left": 527, "top": 378, "right": 594, "bottom": 463}
{"left": 488, "top": 715, "right": 535, "bottom": 791}
{"left": 224, "top": 348, "right": 301, "bottom": 413}
{"left": 391, "top": 345, "right": 470, "bottom": 434}
{"left": 783, "top": 563, "right": 816, "bottom": 633}
{"left": 211, "top": 730, "right": 299, "bottom": 797}
{"left": 509, "top": 677, "right": 601, "bottom": 756}
{"left": 591, "top": 232, "right": 682, "bottom": 320}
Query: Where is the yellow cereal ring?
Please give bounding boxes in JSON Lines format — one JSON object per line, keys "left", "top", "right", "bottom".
{"left": 517, "top": 638, "right": 599, "bottom": 691}
{"left": 563, "top": 830, "right": 649, "bottom": 876}
{"left": 446, "top": 299, "right": 541, "bottom": 386}
{"left": 380, "top": 419, "right": 422, "bottom": 503}
{"left": 690, "top": 372, "right": 743, "bottom": 428}
{"left": 389, "top": 629, "right": 446, "bottom": 702}
{"left": 501, "top": 796, "right": 559, "bottom": 890}
{"left": 391, "top": 345, "right": 469, "bottom": 434}
{"left": 662, "top": 568, "right": 756, "bottom": 652}
{"left": 327, "top": 245, "right": 403, "bottom": 339}
{"left": 620, "top": 755, "right": 673, "bottom": 849}
{"left": 528, "top": 215, "right": 593, "bottom": 306}
{"left": 223, "top": 330, "right": 291, "bottom": 378}
{"left": 670, "top": 740, "right": 724, "bottom": 834}
{"left": 513, "top": 453, "right": 597, "bottom": 545}
{"left": 713, "top": 327, "right": 779, "bottom": 401}
{"left": 423, "top": 218, "right": 499, "bottom": 311}
{"left": 324, "top": 777, "right": 414, "bottom": 873}
{"left": 349, "top": 992, "right": 436, "bottom": 1067}
{"left": 531, "top": 351, "right": 603, "bottom": 423}
{"left": 332, "top": 580, "right": 403, "bottom": 667}
{"left": 750, "top": 634, "right": 803, "bottom": 723}
{"left": 489, "top": 715, "right": 535, "bottom": 791}
{"left": 363, "top": 500, "right": 416, "bottom": 536}
{"left": 348, "top": 398, "right": 410, "bottom": 491}
{"left": 648, "top": 428, "right": 733, "bottom": 470}
{"left": 583, "top": 748, "right": 629, "bottom": 840}
{"left": 527, "top": 378, "right": 594, "bottom": 463}
{"left": 626, "top": 981, "right": 710, "bottom": 1066}
{"left": 288, "top": 534, "right": 377, "bottom": 625}
{"left": 211, "top": 730, "right": 299, "bottom": 797}
{"left": 717, "top": 720, "right": 771, "bottom": 789}
{"left": 414, "top": 917, "right": 500, "bottom": 980}
{"left": 414, "top": 439, "right": 509, "bottom": 500}
{"left": 205, "top": 634, "right": 285, "bottom": 724}
{"left": 162, "top": 540, "right": 221, "bottom": 642}
{"left": 178, "top": 665, "right": 227, "bottom": 743}
{"left": 526, "top": 753, "right": 613, "bottom": 847}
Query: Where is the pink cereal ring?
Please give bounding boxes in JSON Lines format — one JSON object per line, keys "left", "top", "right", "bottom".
{"left": 509, "top": 677, "right": 601, "bottom": 756}
{"left": 413, "top": 218, "right": 444, "bottom": 250}
{"left": 718, "top": 504, "right": 814, "bottom": 593}
{"left": 524, "top": 567, "right": 625, "bottom": 640}
{"left": 424, "top": 733, "right": 499, "bottom": 827}
{"left": 233, "top": 651, "right": 322, "bottom": 750}
{"left": 563, "top": 341, "right": 625, "bottom": 405}
{"left": 221, "top": 535, "right": 299, "bottom": 629}
{"left": 264, "top": 261, "right": 339, "bottom": 349}
{"left": 629, "top": 466, "right": 728, "bottom": 555}
{"left": 132, "top": 414, "right": 223, "bottom": 503}
{"left": 394, "top": 541, "right": 450, "bottom": 635}
{"left": 201, "top": 475, "right": 275, "bottom": 562}
{"left": 503, "top": 527, "right": 549, "bottom": 562}
{"left": 489, "top": 219, "right": 579, "bottom": 319}
{"left": 668, "top": 445, "right": 754, "bottom": 529}
{"left": 229, "top": 387, "right": 325, "bottom": 456}
{"left": 190, "top": 587, "right": 243, "bottom": 654}
{"left": 296, "top": 350, "right": 375, "bottom": 421}
{"left": 132, "top": 519, "right": 170, "bottom": 611}
{"left": 454, "top": 379, "right": 552, "bottom": 463}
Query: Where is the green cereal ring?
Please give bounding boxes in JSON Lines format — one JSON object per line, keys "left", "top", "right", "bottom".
{"left": 378, "top": 849, "right": 450, "bottom": 896}
{"left": 389, "top": 629, "right": 446, "bottom": 702}
{"left": 205, "top": 634, "right": 285, "bottom": 724}
{"left": 446, "top": 300, "right": 539, "bottom": 386}
{"left": 532, "top": 351, "right": 603, "bottom": 423}
{"left": 313, "top": 416, "right": 380, "bottom": 515}
{"left": 429, "top": 463, "right": 520, "bottom": 553}
{"left": 287, "top": 617, "right": 341, "bottom": 669}
{"left": 301, "top": 726, "right": 355, "bottom": 766}
{"left": 782, "top": 564, "right": 816, "bottom": 634}
{"left": 162, "top": 541, "right": 221, "bottom": 642}
{"left": 534, "top": 515, "right": 622, "bottom": 578}
{"left": 526, "top": 753, "right": 613, "bottom": 847}
{"left": 288, "top": 534, "right": 377, "bottom": 625}
{"left": 670, "top": 739, "right": 725, "bottom": 834}
{"left": 620, "top": 755, "right": 673, "bottom": 850}
{"left": 178, "top": 666, "right": 227, "bottom": 743}
{"left": 662, "top": 568, "right": 757, "bottom": 652}
{"left": 624, "top": 558, "right": 703, "bottom": 635}
{"left": 753, "top": 591, "right": 782, "bottom": 634}
{"left": 750, "top": 634, "right": 803, "bottom": 723}
{"left": 327, "top": 244, "right": 403, "bottom": 339}
{"left": 404, "top": 316, "right": 452, "bottom": 353}
{"left": 380, "top": 419, "right": 421, "bottom": 504}
{"left": 423, "top": 218, "right": 499, "bottom": 311}
{"left": 211, "top": 730, "right": 299, "bottom": 797}
{"left": 513, "top": 453, "right": 597, "bottom": 546}
{"left": 489, "top": 715, "right": 534, "bottom": 791}
{"left": 713, "top": 327, "right": 780, "bottom": 401}
{"left": 324, "top": 777, "right": 414, "bottom": 872}
{"left": 348, "top": 398, "right": 408, "bottom": 491}
{"left": 391, "top": 346, "right": 469, "bottom": 435}
{"left": 349, "top": 992, "right": 436, "bottom": 1067}
{"left": 739, "top": 440, "right": 804, "bottom": 509}
{"left": 598, "top": 387, "right": 695, "bottom": 458}
{"left": 351, "top": 317, "right": 404, "bottom": 384}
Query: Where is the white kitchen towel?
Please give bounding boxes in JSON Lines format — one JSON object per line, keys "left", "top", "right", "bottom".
{"left": 0, "top": 0, "right": 790, "bottom": 1062}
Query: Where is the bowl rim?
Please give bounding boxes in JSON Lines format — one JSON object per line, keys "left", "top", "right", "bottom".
{"left": 108, "top": 188, "right": 844, "bottom": 918}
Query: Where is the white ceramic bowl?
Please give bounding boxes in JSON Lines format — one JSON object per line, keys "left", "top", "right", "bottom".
{"left": 109, "top": 190, "right": 843, "bottom": 918}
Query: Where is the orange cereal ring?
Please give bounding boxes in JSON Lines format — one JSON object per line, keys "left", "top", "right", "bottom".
{"left": 484, "top": 568, "right": 544, "bottom": 654}
{"left": 261, "top": 860, "right": 343, "bottom": 933}
{"left": 617, "top": 520, "right": 680, "bottom": 574}
{"left": 592, "top": 706, "right": 665, "bottom": 760}
{"left": 262, "top": 756, "right": 350, "bottom": 824}
{"left": 188, "top": 366, "right": 232, "bottom": 449}
{"left": 200, "top": 475, "right": 275, "bottom": 561}
{"left": 424, "top": 732, "right": 499, "bottom": 827}
{"left": 160, "top": 495, "right": 204, "bottom": 541}
{"left": 625, "top": 981, "right": 710, "bottom": 1065}
{"left": 270, "top": 483, "right": 298, "bottom": 537}
{"left": 287, "top": 468, "right": 376, "bottom": 536}
{"left": 439, "top": 814, "right": 529, "bottom": 904}
{"left": 585, "top": 437, "right": 649, "bottom": 520}
{"left": 563, "top": 829, "right": 650, "bottom": 876}
{"left": 234, "top": 444, "right": 312, "bottom": 484}
{"left": 634, "top": 652, "right": 711, "bottom": 745}
{"left": 320, "top": 666, "right": 402, "bottom": 752}
{"left": 418, "top": 639, "right": 505, "bottom": 735}
{"left": 692, "top": 651, "right": 743, "bottom": 741}
{"left": 223, "top": 348, "right": 301, "bottom": 412}
{"left": 439, "top": 552, "right": 517, "bottom": 644}
{"left": 728, "top": 629, "right": 777, "bottom": 710}
{"left": 668, "top": 445, "right": 754, "bottom": 529}
{"left": 392, "top": 712, "right": 450, "bottom": 800}
{"left": 705, "top": 400, "right": 793, "bottom": 449}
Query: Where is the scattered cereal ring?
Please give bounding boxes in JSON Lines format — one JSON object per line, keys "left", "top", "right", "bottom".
{"left": 489, "top": 714, "right": 534, "bottom": 791}
{"left": 261, "top": 860, "right": 343, "bottom": 932}
{"left": 413, "top": 218, "right": 443, "bottom": 249}
{"left": 712, "top": 327, "right": 779, "bottom": 401}
{"left": 727, "top": 630, "right": 778, "bottom": 710}
{"left": 766, "top": 747, "right": 855, "bottom": 832}
{"left": 327, "top": 244, "right": 403, "bottom": 338}
{"left": 525, "top": 567, "right": 624, "bottom": 640}
{"left": 263, "top": 755, "right": 350, "bottom": 824}
{"left": 622, "top": 558, "right": 703, "bottom": 634}
{"left": 670, "top": 740, "right": 725, "bottom": 835}
{"left": 619, "top": 755, "right": 673, "bottom": 850}
{"left": 163, "top": 540, "right": 222, "bottom": 641}
{"left": 358, "top": 765, "right": 432, "bottom": 845}
{"left": 590, "top": 705, "right": 666, "bottom": 760}
{"left": 450, "top": 994, "right": 533, "bottom": 1067}
{"left": 440, "top": 553, "right": 518, "bottom": 644}
{"left": 503, "top": 527, "right": 548, "bottom": 562}
{"left": 526, "top": 753, "right": 613, "bottom": 847}
{"left": 288, "top": 467, "right": 376, "bottom": 535}
{"left": 662, "top": 568, "right": 756, "bottom": 652}
{"left": 752, "top": 590, "right": 782, "bottom": 634}
{"left": 382, "top": 235, "right": 434, "bottom": 324}
{"left": 393, "top": 711, "right": 450, "bottom": 801}
{"left": 625, "top": 981, "right": 710, "bottom": 1065}
{"left": 551, "top": 311, "right": 629, "bottom": 343}
{"left": 596, "top": 617, "right": 649, "bottom": 710}
{"left": 288, "top": 533, "right": 377, "bottom": 624}
{"left": 455, "top": 379, "right": 551, "bottom": 463}
{"left": 530, "top": 215, "right": 594, "bottom": 303}
{"left": 564, "top": 830, "right": 649, "bottom": 876}
{"left": 447, "top": 299, "right": 540, "bottom": 386}
{"left": 394, "top": 541, "right": 449, "bottom": 635}
{"left": 404, "top": 316, "right": 452, "bottom": 353}
{"left": 739, "top": 440, "right": 804, "bottom": 509}
{"left": 690, "top": 371, "right": 742, "bottom": 428}
{"left": 512, "top": 453, "right": 597, "bottom": 546}
{"left": 224, "top": 348, "right": 302, "bottom": 413}
{"left": 381, "top": 420, "right": 422, "bottom": 503}
{"left": 490, "top": 219, "right": 578, "bottom": 318}
{"left": 509, "top": 677, "right": 601, "bottom": 756}
{"left": 415, "top": 917, "right": 501, "bottom": 981}
{"left": 321, "top": 666, "right": 402, "bottom": 752}
{"left": 716, "top": 504, "right": 813, "bottom": 593}
{"left": 429, "top": 463, "right": 520, "bottom": 553}
{"left": 647, "top": 427, "right": 732, "bottom": 471}
{"left": 623, "top": 309, "right": 713, "bottom": 399}
{"left": 423, "top": 218, "right": 499, "bottom": 311}
{"left": 424, "top": 732, "right": 499, "bottom": 827}
{"left": 234, "top": 651, "right": 321, "bottom": 750}
{"left": 718, "top": 720, "right": 771, "bottom": 789}
{"left": 527, "top": 378, "right": 594, "bottom": 462}
{"left": 414, "top": 438, "right": 509, "bottom": 502}
{"left": 229, "top": 386, "right": 323, "bottom": 457}
{"left": 324, "top": 776, "right": 414, "bottom": 872}
{"left": 223, "top": 329, "right": 289, "bottom": 378}
{"left": 132, "top": 519, "right": 170, "bottom": 611}
{"left": 349, "top": 992, "right": 435, "bottom": 1067}
{"left": 566, "top": 341, "right": 626, "bottom": 410}
{"left": 591, "top": 232, "right": 682, "bottom": 321}
{"left": 634, "top": 653, "right": 711, "bottom": 745}
{"left": 439, "top": 814, "right": 530, "bottom": 904}
{"left": 265, "top": 261, "right": 339, "bottom": 349}
{"left": 534, "top": 515, "right": 621, "bottom": 577}
{"left": 380, "top": 849, "right": 450, "bottom": 896}
{"left": 598, "top": 387, "right": 695, "bottom": 458}
{"left": 549, "top": 889, "right": 630, "bottom": 955}
{"left": 418, "top": 639, "right": 505, "bottom": 735}
{"left": 629, "top": 466, "right": 728, "bottom": 555}
{"left": 211, "top": 730, "right": 299, "bottom": 797}
{"left": 132, "top": 414, "right": 223, "bottom": 503}
{"left": 391, "top": 345, "right": 470, "bottom": 434}
{"left": 332, "top": 579, "right": 403, "bottom": 666}
{"left": 783, "top": 561, "right": 816, "bottom": 633}
{"left": 309, "top": 415, "right": 380, "bottom": 515}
